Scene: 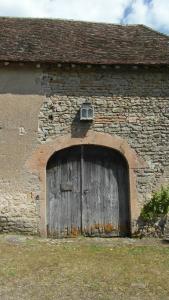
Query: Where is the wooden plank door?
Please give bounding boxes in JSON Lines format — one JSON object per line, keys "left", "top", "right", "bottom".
{"left": 47, "top": 145, "right": 130, "bottom": 238}
{"left": 82, "top": 146, "right": 130, "bottom": 237}
{"left": 47, "top": 147, "right": 81, "bottom": 237}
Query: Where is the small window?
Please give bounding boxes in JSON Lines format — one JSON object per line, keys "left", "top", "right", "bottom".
{"left": 80, "top": 103, "right": 94, "bottom": 121}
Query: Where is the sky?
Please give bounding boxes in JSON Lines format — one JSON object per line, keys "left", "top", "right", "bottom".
{"left": 0, "top": 0, "right": 168, "bottom": 35}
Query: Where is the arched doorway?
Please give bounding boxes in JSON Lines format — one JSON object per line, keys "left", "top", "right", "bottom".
{"left": 46, "top": 145, "right": 130, "bottom": 238}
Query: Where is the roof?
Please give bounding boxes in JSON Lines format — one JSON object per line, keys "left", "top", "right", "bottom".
{"left": 0, "top": 17, "right": 169, "bottom": 65}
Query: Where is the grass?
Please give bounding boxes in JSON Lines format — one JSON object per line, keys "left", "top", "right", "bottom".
{"left": 0, "top": 235, "right": 169, "bottom": 299}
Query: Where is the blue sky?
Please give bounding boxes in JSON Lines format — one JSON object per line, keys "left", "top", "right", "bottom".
{"left": 0, "top": 0, "right": 168, "bottom": 35}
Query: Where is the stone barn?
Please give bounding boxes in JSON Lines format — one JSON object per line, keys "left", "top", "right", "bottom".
{"left": 0, "top": 17, "right": 168, "bottom": 237}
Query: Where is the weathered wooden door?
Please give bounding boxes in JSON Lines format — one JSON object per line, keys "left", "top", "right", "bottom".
{"left": 47, "top": 147, "right": 81, "bottom": 237}
{"left": 47, "top": 145, "right": 130, "bottom": 238}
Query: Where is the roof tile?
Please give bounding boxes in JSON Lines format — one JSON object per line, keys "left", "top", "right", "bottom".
{"left": 0, "top": 17, "right": 169, "bottom": 64}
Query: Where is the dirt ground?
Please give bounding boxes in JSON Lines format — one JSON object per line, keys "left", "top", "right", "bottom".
{"left": 0, "top": 234, "right": 169, "bottom": 300}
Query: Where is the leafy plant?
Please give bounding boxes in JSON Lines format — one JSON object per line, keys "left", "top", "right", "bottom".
{"left": 140, "top": 186, "right": 169, "bottom": 222}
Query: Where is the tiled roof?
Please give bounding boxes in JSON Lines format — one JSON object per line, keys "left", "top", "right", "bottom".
{"left": 0, "top": 17, "right": 169, "bottom": 65}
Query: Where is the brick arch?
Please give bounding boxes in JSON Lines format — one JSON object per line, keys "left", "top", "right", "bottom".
{"left": 27, "top": 131, "right": 146, "bottom": 237}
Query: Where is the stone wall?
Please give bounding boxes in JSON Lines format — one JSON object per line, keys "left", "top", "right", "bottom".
{"left": 39, "top": 65, "right": 169, "bottom": 209}
{"left": 0, "top": 64, "right": 169, "bottom": 235}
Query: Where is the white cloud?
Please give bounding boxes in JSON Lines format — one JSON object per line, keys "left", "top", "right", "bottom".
{"left": 47, "top": 0, "right": 131, "bottom": 22}
{"left": 125, "top": 0, "right": 169, "bottom": 34}
{"left": 124, "top": 0, "right": 149, "bottom": 24}
{"left": 149, "top": 0, "right": 169, "bottom": 32}
{"left": 0, "top": 0, "right": 132, "bottom": 22}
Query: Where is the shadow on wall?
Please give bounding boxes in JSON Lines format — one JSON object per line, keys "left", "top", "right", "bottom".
{"left": 71, "top": 109, "right": 92, "bottom": 138}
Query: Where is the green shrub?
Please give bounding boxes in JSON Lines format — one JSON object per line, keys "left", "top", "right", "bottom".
{"left": 140, "top": 186, "right": 169, "bottom": 222}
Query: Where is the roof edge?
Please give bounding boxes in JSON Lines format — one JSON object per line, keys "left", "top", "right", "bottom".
{"left": 139, "top": 24, "right": 169, "bottom": 39}
{"left": 0, "top": 15, "right": 164, "bottom": 33}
